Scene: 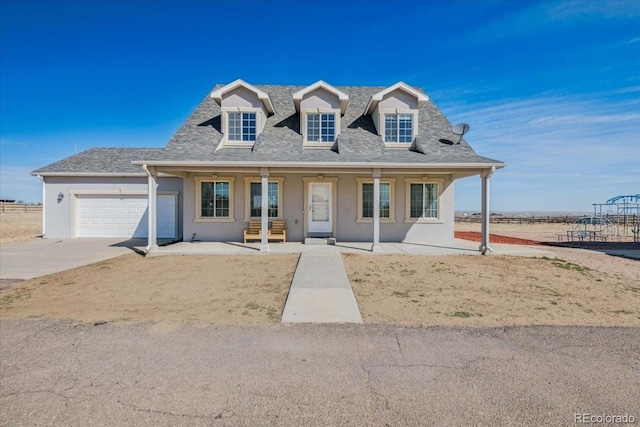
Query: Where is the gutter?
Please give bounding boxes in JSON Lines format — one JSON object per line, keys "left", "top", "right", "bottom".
{"left": 130, "top": 160, "right": 506, "bottom": 169}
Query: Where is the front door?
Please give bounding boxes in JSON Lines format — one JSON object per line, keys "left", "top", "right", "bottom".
{"left": 308, "top": 182, "right": 332, "bottom": 235}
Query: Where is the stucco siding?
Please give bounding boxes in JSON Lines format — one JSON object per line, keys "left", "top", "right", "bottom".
{"left": 379, "top": 91, "right": 419, "bottom": 110}
{"left": 222, "top": 87, "right": 262, "bottom": 109}
{"left": 43, "top": 176, "right": 183, "bottom": 239}
{"left": 183, "top": 172, "right": 455, "bottom": 245}
{"left": 300, "top": 89, "right": 341, "bottom": 110}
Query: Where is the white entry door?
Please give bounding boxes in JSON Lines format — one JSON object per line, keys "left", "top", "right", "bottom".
{"left": 308, "top": 183, "right": 332, "bottom": 235}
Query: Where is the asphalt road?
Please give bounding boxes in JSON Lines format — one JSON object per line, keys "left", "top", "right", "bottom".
{"left": 1, "top": 320, "right": 638, "bottom": 426}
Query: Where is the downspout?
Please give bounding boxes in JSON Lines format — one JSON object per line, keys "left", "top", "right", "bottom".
{"left": 480, "top": 166, "right": 495, "bottom": 255}
{"left": 36, "top": 175, "right": 45, "bottom": 237}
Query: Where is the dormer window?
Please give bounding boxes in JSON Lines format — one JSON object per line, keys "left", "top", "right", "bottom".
{"left": 293, "top": 81, "right": 349, "bottom": 148}
{"left": 365, "top": 82, "right": 428, "bottom": 148}
{"left": 307, "top": 113, "right": 335, "bottom": 142}
{"left": 384, "top": 114, "right": 413, "bottom": 143}
{"left": 228, "top": 112, "right": 257, "bottom": 142}
{"left": 210, "top": 79, "right": 275, "bottom": 149}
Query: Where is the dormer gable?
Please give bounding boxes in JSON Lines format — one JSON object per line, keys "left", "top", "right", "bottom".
{"left": 365, "top": 82, "right": 429, "bottom": 148}
{"left": 210, "top": 79, "right": 275, "bottom": 148}
{"left": 364, "top": 82, "right": 428, "bottom": 115}
{"left": 292, "top": 80, "right": 349, "bottom": 114}
{"left": 292, "top": 81, "right": 349, "bottom": 148}
{"left": 210, "top": 79, "right": 275, "bottom": 114}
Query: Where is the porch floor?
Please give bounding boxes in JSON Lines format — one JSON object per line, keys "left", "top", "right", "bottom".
{"left": 145, "top": 239, "right": 555, "bottom": 257}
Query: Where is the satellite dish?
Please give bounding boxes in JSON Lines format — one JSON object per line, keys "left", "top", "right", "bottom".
{"left": 451, "top": 123, "right": 470, "bottom": 144}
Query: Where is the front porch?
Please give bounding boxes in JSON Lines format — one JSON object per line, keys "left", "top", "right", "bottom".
{"left": 144, "top": 239, "right": 555, "bottom": 257}
{"left": 141, "top": 165, "right": 499, "bottom": 254}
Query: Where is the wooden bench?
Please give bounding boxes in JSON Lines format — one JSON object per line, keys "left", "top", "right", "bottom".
{"left": 269, "top": 220, "right": 287, "bottom": 243}
{"left": 243, "top": 220, "right": 287, "bottom": 243}
{"left": 243, "top": 220, "right": 264, "bottom": 243}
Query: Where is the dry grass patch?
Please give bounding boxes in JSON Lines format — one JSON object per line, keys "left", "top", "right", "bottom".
{"left": 343, "top": 254, "right": 640, "bottom": 327}
{"left": 0, "top": 253, "right": 299, "bottom": 325}
{"left": 0, "top": 212, "right": 42, "bottom": 244}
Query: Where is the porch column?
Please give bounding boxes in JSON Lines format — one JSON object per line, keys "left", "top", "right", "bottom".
{"left": 480, "top": 167, "right": 495, "bottom": 255}
{"left": 260, "top": 168, "right": 269, "bottom": 252}
{"left": 144, "top": 165, "right": 158, "bottom": 252}
{"left": 372, "top": 168, "right": 381, "bottom": 252}
{"left": 37, "top": 175, "right": 45, "bottom": 237}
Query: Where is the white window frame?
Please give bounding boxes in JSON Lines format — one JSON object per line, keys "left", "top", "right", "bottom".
{"left": 221, "top": 107, "right": 262, "bottom": 147}
{"left": 228, "top": 112, "right": 257, "bottom": 142}
{"left": 404, "top": 177, "right": 444, "bottom": 223}
{"left": 302, "top": 108, "right": 341, "bottom": 148}
{"left": 243, "top": 177, "right": 284, "bottom": 222}
{"left": 380, "top": 109, "right": 418, "bottom": 148}
{"left": 194, "top": 176, "right": 235, "bottom": 222}
{"left": 356, "top": 177, "right": 396, "bottom": 223}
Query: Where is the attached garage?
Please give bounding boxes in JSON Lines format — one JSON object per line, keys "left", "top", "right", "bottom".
{"left": 76, "top": 194, "right": 176, "bottom": 238}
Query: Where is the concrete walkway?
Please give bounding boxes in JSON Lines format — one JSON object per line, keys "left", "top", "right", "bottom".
{"left": 150, "top": 239, "right": 558, "bottom": 257}
{"left": 0, "top": 238, "right": 139, "bottom": 280}
{"left": 281, "top": 252, "right": 363, "bottom": 323}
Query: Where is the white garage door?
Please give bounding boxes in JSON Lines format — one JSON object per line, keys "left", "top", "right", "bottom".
{"left": 77, "top": 195, "right": 176, "bottom": 238}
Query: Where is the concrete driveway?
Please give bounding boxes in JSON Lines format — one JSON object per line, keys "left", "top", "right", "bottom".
{"left": 0, "top": 238, "right": 141, "bottom": 280}
{"left": 1, "top": 320, "right": 638, "bottom": 426}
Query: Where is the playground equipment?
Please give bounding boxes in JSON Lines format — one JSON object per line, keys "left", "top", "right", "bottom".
{"left": 564, "top": 194, "right": 639, "bottom": 244}
{"left": 564, "top": 216, "right": 618, "bottom": 242}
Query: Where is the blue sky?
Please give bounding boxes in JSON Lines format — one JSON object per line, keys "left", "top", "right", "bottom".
{"left": 1, "top": 0, "right": 638, "bottom": 212}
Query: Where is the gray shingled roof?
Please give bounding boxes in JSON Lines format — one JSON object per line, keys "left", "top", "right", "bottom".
{"left": 33, "top": 84, "right": 504, "bottom": 174}
{"left": 31, "top": 148, "right": 163, "bottom": 174}
{"left": 159, "top": 85, "right": 503, "bottom": 164}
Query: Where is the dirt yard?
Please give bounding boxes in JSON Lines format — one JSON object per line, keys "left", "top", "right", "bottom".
{"left": 0, "top": 211, "right": 42, "bottom": 244}
{"left": 0, "top": 253, "right": 299, "bottom": 326}
{"left": 1, "top": 220, "right": 638, "bottom": 327}
{"left": 343, "top": 253, "right": 639, "bottom": 327}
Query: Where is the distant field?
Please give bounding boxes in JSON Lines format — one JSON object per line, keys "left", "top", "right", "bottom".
{"left": 0, "top": 212, "right": 42, "bottom": 244}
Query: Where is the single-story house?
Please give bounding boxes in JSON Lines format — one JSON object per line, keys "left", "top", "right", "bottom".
{"left": 31, "top": 79, "right": 505, "bottom": 253}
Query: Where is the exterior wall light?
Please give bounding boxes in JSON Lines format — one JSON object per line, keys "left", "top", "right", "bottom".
{"left": 57, "top": 192, "right": 64, "bottom": 203}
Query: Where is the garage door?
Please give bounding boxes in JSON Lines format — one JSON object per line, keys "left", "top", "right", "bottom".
{"left": 77, "top": 195, "right": 176, "bottom": 238}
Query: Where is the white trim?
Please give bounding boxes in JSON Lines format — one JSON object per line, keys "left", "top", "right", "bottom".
{"left": 243, "top": 176, "right": 284, "bottom": 222}
{"left": 302, "top": 109, "right": 340, "bottom": 146}
{"left": 132, "top": 160, "right": 506, "bottom": 169}
{"left": 194, "top": 176, "right": 236, "bottom": 223}
{"left": 70, "top": 189, "right": 147, "bottom": 196}
{"left": 220, "top": 107, "right": 262, "bottom": 147}
{"left": 293, "top": 80, "right": 349, "bottom": 114}
{"left": 308, "top": 182, "right": 333, "bottom": 235}
{"left": 355, "top": 177, "right": 396, "bottom": 223}
{"left": 302, "top": 177, "right": 338, "bottom": 238}
{"left": 30, "top": 172, "right": 148, "bottom": 177}
{"left": 365, "top": 81, "right": 428, "bottom": 115}
{"left": 70, "top": 192, "right": 178, "bottom": 239}
{"left": 37, "top": 175, "right": 45, "bottom": 237}
{"left": 69, "top": 190, "right": 179, "bottom": 196}
{"left": 381, "top": 110, "right": 419, "bottom": 144}
{"left": 210, "top": 79, "right": 275, "bottom": 114}
{"left": 403, "top": 177, "right": 445, "bottom": 224}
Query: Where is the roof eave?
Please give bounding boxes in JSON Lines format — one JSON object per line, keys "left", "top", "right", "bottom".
{"left": 131, "top": 160, "right": 506, "bottom": 169}
{"left": 29, "top": 172, "right": 146, "bottom": 177}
